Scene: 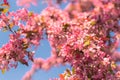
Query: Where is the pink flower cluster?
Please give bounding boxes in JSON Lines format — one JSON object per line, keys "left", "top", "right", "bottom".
{"left": 0, "top": 0, "right": 120, "bottom": 80}
{"left": 16, "top": 0, "right": 37, "bottom": 7}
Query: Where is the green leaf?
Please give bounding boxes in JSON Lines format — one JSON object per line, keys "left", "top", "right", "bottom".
{"left": 28, "top": 11, "right": 33, "bottom": 17}
{"left": 66, "top": 68, "right": 71, "bottom": 76}
{"left": 1, "top": 69, "right": 6, "bottom": 74}
{"left": 84, "top": 40, "right": 90, "bottom": 47}
{"left": 0, "top": 3, "right": 10, "bottom": 13}
{"left": 90, "top": 20, "right": 96, "bottom": 26}
{"left": 72, "top": 68, "right": 75, "bottom": 74}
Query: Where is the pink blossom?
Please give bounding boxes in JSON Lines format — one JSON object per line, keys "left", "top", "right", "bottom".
{"left": 0, "top": 20, "right": 6, "bottom": 29}
{"left": 0, "top": 0, "right": 120, "bottom": 80}
{"left": 16, "top": 0, "right": 37, "bottom": 7}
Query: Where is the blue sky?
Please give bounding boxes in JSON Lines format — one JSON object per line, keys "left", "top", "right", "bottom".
{"left": 0, "top": 0, "right": 70, "bottom": 80}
